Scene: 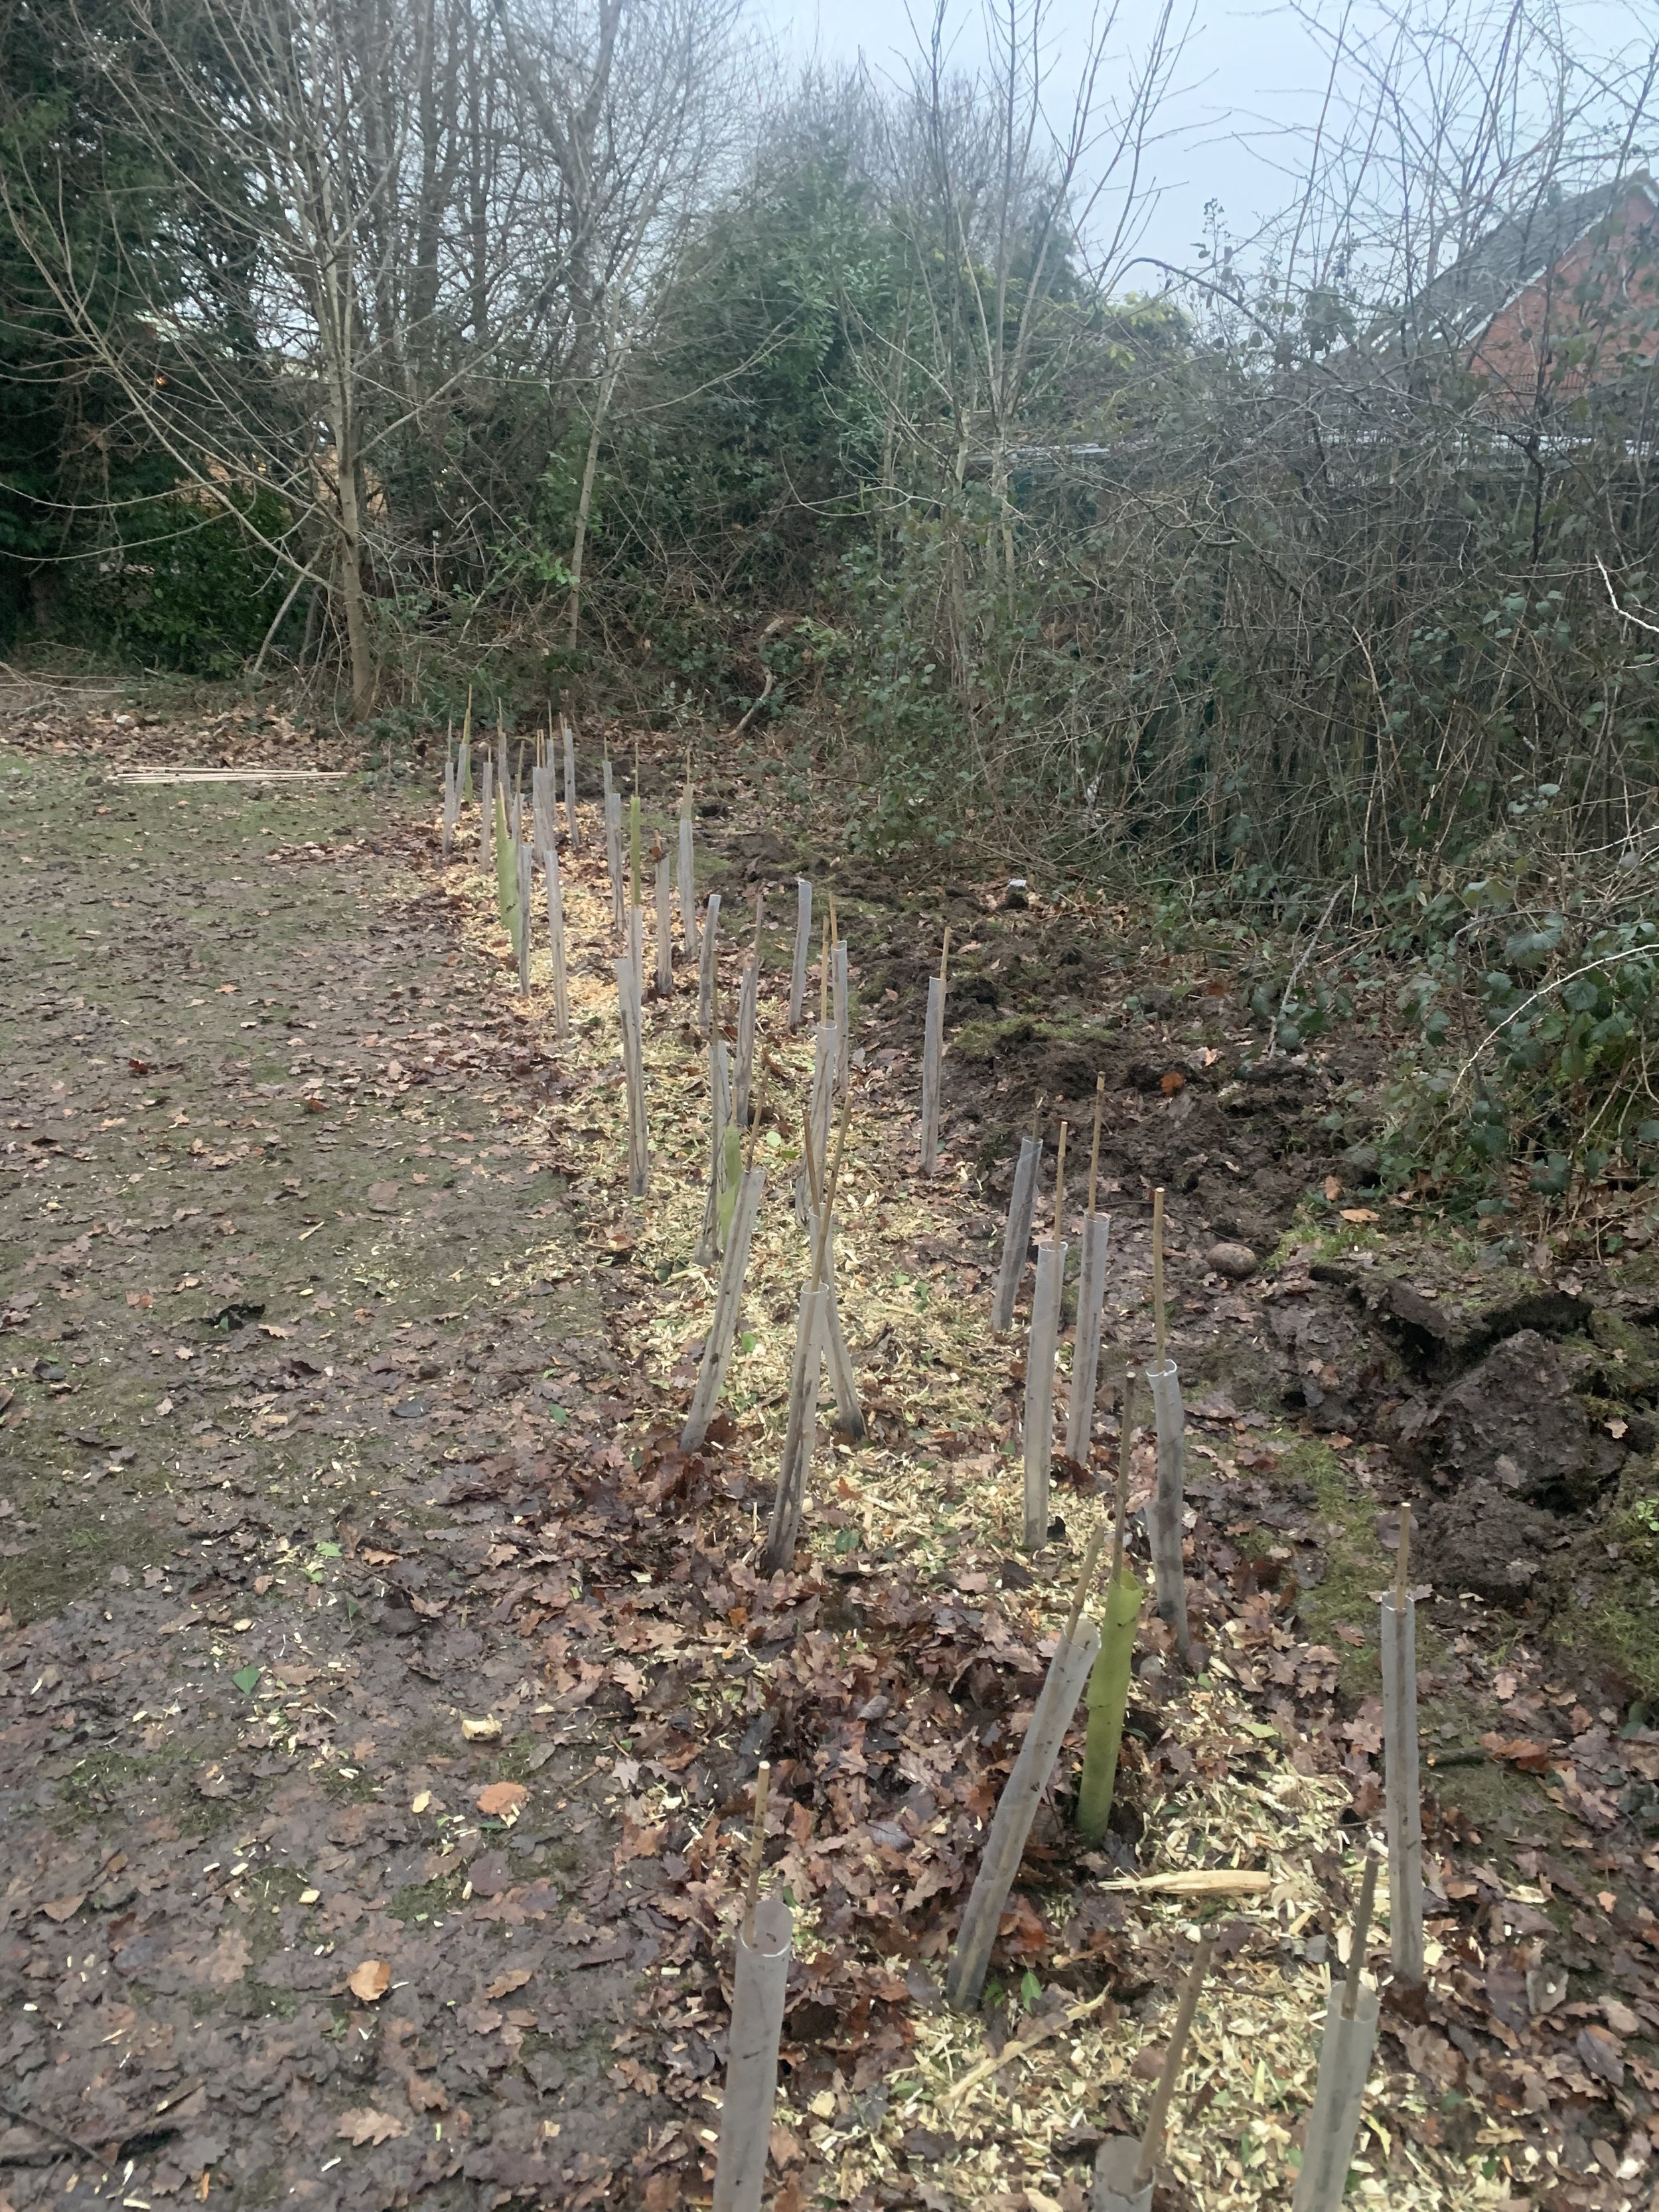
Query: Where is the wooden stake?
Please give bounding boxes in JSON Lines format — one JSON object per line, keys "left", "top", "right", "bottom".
{"left": 1062, "top": 1522, "right": 1106, "bottom": 1647}
{"left": 742, "top": 1761, "right": 770, "bottom": 1944}
{"left": 1343, "top": 1850, "right": 1380, "bottom": 2020}
{"left": 1132, "top": 1939, "right": 1213, "bottom": 2191}
{"left": 1052, "top": 1121, "right": 1068, "bottom": 1247}
{"left": 1152, "top": 1187, "right": 1167, "bottom": 1368}
{"left": 1395, "top": 1501, "right": 1412, "bottom": 1608}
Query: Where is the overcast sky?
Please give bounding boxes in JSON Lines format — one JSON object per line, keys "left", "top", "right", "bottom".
{"left": 752, "top": 0, "right": 1655, "bottom": 277}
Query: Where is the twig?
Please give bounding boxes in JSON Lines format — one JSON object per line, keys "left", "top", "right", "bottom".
{"left": 936, "top": 1986, "right": 1116, "bottom": 2108}
{"left": 1151, "top": 1187, "right": 1167, "bottom": 1368}
{"left": 0, "top": 2095, "right": 102, "bottom": 2165}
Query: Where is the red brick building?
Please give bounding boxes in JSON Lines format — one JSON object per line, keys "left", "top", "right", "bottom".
{"left": 1400, "top": 175, "right": 1659, "bottom": 420}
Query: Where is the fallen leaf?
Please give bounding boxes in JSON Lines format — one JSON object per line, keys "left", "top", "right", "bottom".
{"left": 1159, "top": 1069, "right": 1185, "bottom": 1094}
{"left": 1339, "top": 1207, "right": 1379, "bottom": 1224}
{"left": 40, "top": 1895, "right": 85, "bottom": 1923}
{"left": 411, "top": 1790, "right": 433, "bottom": 1814}
{"left": 1480, "top": 1732, "right": 1553, "bottom": 1774}
{"left": 299, "top": 1889, "right": 320, "bottom": 1905}
{"left": 347, "top": 1958, "right": 391, "bottom": 2004}
{"left": 476, "top": 1781, "right": 528, "bottom": 1818}
{"left": 1323, "top": 1174, "right": 1344, "bottom": 1201}
{"left": 336, "top": 2107, "right": 407, "bottom": 2146}
{"left": 462, "top": 1715, "right": 502, "bottom": 1742}
{"left": 1604, "top": 1997, "right": 1641, "bottom": 2035}
{"left": 406, "top": 2073, "right": 448, "bottom": 2114}
{"left": 484, "top": 1965, "right": 534, "bottom": 2000}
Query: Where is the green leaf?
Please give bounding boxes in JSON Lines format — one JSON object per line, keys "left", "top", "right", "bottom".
{"left": 1020, "top": 1970, "right": 1043, "bottom": 2008}
{"left": 232, "top": 1664, "right": 261, "bottom": 1694}
{"left": 315, "top": 1540, "right": 342, "bottom": 1557}
{"left": 739, "top": 1331, "right": 757, "bottom": 1355}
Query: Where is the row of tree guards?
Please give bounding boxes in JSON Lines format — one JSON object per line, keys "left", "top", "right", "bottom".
{"left": 435, "top": 738, "right": 1425, "bottom": 2211}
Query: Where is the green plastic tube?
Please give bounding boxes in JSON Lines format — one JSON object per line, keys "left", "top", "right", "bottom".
{"left": 1076, "top": 1568, "right": 1142, "bottom": 1840}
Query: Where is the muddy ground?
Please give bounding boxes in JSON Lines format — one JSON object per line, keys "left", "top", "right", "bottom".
{"left": 1, "top": 702, "right": 1658, "bottom": 2211}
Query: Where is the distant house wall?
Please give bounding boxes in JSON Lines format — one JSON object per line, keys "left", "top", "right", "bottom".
{"left": 1469, "top": 183, "right": 1659, "bottom": 411}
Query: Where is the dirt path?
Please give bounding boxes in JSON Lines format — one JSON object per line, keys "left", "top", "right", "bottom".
{"left": 0, "top": 753, "right": 656, "bottom": 2207}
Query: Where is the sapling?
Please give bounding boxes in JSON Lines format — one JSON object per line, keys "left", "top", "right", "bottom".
{"left": 654, "top": 852, "right": 673, "bottom": 997}
{"left": 515, "top": 841, "right": 532, "bottom": 993}
{"left": 919, "top": 926, "right": 950, "bottom": 1172}
{"left": 1065, "top": 1075, "right": 1112, "bottom": 1464}
{"left": 1092, "top": 1940, "right": 1213, "bottom": 2211}
{"left": 458, "top": 686, "right": 473, "bottom": 807}
{"left": 615, "top": 953, "right": 650, "bottom": 1197}
{"left": 991, "top": 1104, "right": 1043, "bottom": 1332}
{"left": 682, "top": 1090, "right": 767, "bottom": 1453}
{"left": 697, "top": 892, "right": 721, "bottom": 1034}
{"left": 1382, "top": 1504, "right": 1425, "bottom": 1985}
{"left": 1143, "top": 1187, "right": 1192, "bottom": 1665}
{"left": 1292, "top": 1852, "right": 1381, "bottom": 2212}
{"left": 945, "top": 1532, "right": 1104, "bottom": 2010}
{"left": 1023, "top": 1120, "right": 1067, "bottom": 1549}
{"left": 604, "top": 788, "right": 624, "bottom": 930}
{"left": 694, "top": 984, "right": 730, "bottom": 1266}
{"left": 733, "top": 904, "right": 760, "bottom": 1138}
{"left": 762, "top": 1088, "right": 851, "bottom": 1572}
{"left": 788, "top": 877, "right": 812, "bottom": 1029}
{"left": 713, "top": 1765, "right": 791, "bottom": 2212}
{"left": 1076, "top": 1369, "right": 1144, "bottom": 1840}
{"left": 679, "top": 776, "right": 697, "bottom": 959}
{"left": 543, "top": 848, "right": 570, "bottom": 1041}
{"left": 493, "top": 786, "right": 516, "bottom": 938}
